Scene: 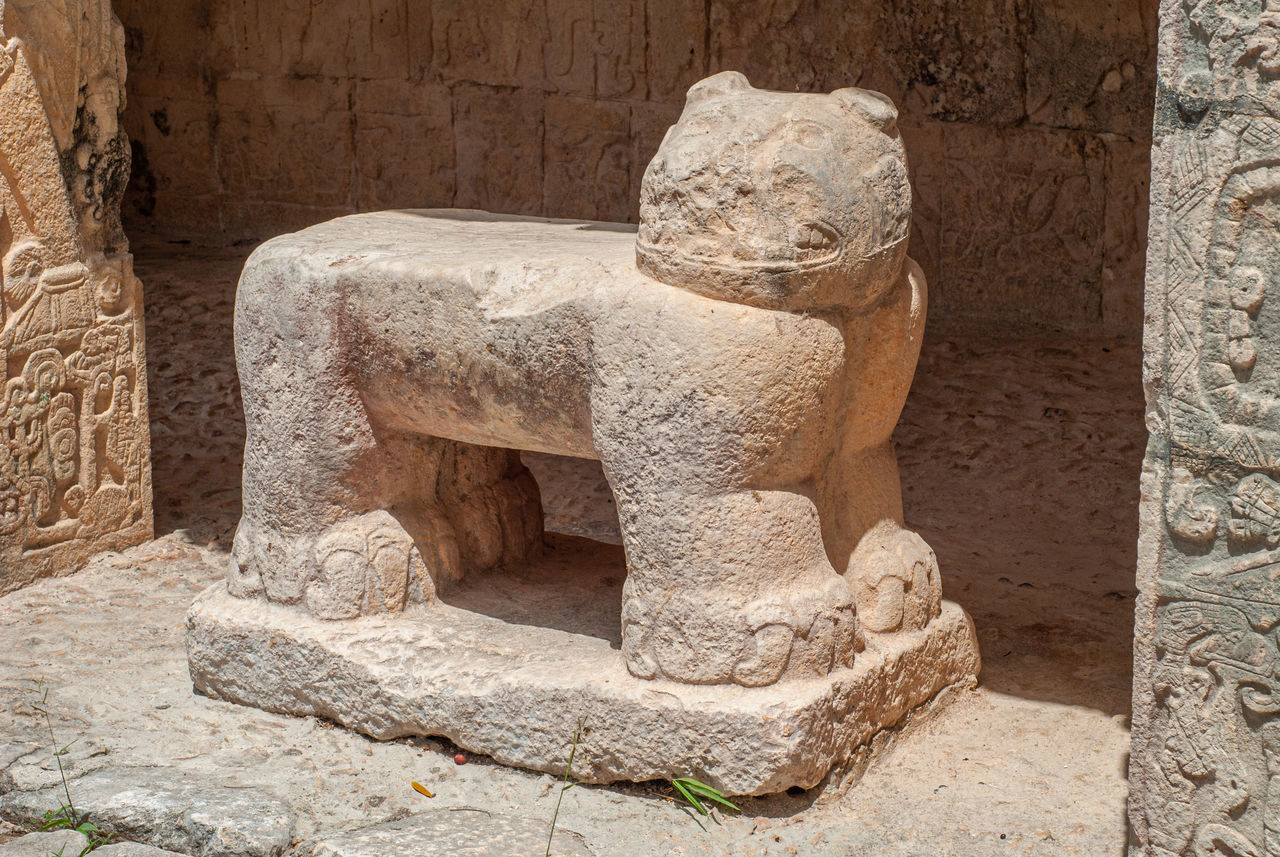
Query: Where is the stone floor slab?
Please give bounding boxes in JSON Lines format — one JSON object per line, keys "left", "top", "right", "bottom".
{"left": 0, "top": 771, "right": 293, "bottom": 857}
{"left": 302, "top": 810, "right": 593, "bottom": 856}
{"left": 0, "top": 831, "right": 88, "bottom": 857}
{"left": 95, "top": 843, "right": 192, "bottom": 856}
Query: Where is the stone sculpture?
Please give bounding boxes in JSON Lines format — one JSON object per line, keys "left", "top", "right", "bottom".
{"left": 1132, "top": 1, "right": 1280, "bottom": 854}
{"left": 188, "top": 72, "right": 979, "bottom": 793}
{"left": 0, "top": 0, "right": 152, "bottom": 591}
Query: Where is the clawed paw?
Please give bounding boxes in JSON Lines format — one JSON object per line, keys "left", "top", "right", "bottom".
{"left": 622, "top": 574, "right": 861, "bottom": 686}
{"left": 228, "top": 511, "right": 433, "bottom": 619}
{"left": 305, "top": 511, "right": 431, "bottom": 618}
{"left": 846, "top": 525, "right": 941, "bottom": 634}
{"left": 733, "top": 576, "right": 862, "bottom": 685}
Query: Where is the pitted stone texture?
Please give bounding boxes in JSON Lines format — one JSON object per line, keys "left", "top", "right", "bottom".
{"left": 209, "top": 73, "right": 977, "bottom": 790}
{"left": 0, "top": 0, "right": 153, "bottom": 592}
{"left": 96, "top": 845, "right": 191, "bottom": 857}
{"left": 0, "top": 737, "right": 113, "bottom": 798}
{"left": 0, "top": 837, "right": 189, "bottom": 857}
{"left": 0, "top": 745, "right": 36, "bottom": 796}
{"left": 636, "top": 71, "right": 910, "bottom": 314}
{"left": 0, "top": 263, "right": 1138, "bottom": 856}
{"left": 0, "top": 770, "right": 294, "bottom": 857}
{"left": 1130, "top": 0, "right": 1280, "bottom": 854}
{"left": 302, "top": 810, "right": 593, "bottom": 857}
{"left": 520, "top": 453, "right": 621, "bottom": 545}
{"left": 0, "top": 830, "right": 88, "bottom": 857}
{"left": 187, "top": 571, "right": 979, "bottom": 796}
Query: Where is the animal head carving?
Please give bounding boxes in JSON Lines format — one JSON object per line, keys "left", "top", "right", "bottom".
{"left": 637, "top": 71, "right": 912, "bottom": 314}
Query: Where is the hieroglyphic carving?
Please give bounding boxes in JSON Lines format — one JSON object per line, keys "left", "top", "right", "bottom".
{"left": 0, "top": 0, "right": 151, "bottom": 590}
{"left": 1134, "top": 0, "right": 1280, "bottom": 853}
{"left": 544, "top": 0, "right": 641, "bottom": 99}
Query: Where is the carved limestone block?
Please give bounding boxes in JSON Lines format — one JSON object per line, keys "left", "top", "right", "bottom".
{"left": 0, "top": 0, "right": 152, "bottom": 591}
{"left": 187, "top": 72, "right": 979, "bottom": 794}
{"left": 1133, "top": 1, "right": 1280, "bottom": 853}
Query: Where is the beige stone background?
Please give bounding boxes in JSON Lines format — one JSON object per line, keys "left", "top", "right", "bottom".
{"left": 111, "top": 0, "right": 1154, "bottom": 335}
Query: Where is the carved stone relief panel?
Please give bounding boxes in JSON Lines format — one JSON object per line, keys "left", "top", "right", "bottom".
{"left": 1134, "top": 0, "right": 1280, "bottom": 853}
{"left": 0, "top": 0, "right": 151, "bottom": 591}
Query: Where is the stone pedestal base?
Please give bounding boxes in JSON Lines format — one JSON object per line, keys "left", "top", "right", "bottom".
{"left": 186, "top": 537, "right": 979, "bottom": 796}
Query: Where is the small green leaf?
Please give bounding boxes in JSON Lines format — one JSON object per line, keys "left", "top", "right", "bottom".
{"left": 671, "top": 779, "right": 708, "bottom": 816}
{"left": 694, "top": 790, "right": 740, "bottom": 812}
{"left": 674, "top": 778, "right": 741, "bottom": 812}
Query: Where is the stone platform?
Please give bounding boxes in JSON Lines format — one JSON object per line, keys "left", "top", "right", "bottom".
{"left": 187, "top": 535, "right": 979, "bottom": 796}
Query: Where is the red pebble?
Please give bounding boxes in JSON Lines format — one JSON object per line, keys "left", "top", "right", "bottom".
{"left": 454, "top": 754, "right": 467, "bottom": 765}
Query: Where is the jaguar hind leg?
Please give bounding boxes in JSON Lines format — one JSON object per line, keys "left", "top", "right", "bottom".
{"left": 232, "top": 246, "right": 543, "bottom": 617}
{"left": 231, "top": 436, "right": 544, "bottom": 618}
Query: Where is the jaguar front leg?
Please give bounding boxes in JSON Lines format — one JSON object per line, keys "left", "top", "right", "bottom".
{"left": 607, "top": 483, "right": 862, "bottom": 687}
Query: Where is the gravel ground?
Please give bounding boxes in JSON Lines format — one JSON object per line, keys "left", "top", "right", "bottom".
{"left": 0, "top": 233, "right": 1142, "bottom": 856}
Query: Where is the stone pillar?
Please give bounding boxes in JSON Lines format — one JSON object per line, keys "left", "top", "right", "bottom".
{"left": 1133, "top": 1, "right": 1280, "bottom": 854}
{"left": 0, "top": 0, "right": 151, "bottom": 591}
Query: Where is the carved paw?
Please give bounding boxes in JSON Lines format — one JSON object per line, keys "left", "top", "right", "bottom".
{"left": 621, "top": 574, "right": 861, "bottom": 686}
{"left": 305, "top": 511, "right": 431, "bottom": 619}
{"left": 733, "top": 575, "right": 862, "bottom": 686}
{"left": 846, "top": 526, "right": 941, "bottom": 634}
{"left": 229, "top": 511, "right": 434, "bottom": 618}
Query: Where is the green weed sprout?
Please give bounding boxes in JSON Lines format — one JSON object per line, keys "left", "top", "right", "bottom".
{"left": 545, "top": 718, "right": 584, "bottom": 857}
{"left": 670, "top": 777, "right": 740, "bottom": 817}
{"left": 31, "top": 681, "right": 111, "bottom": 855}
{"left": 31, "top": 681, "right": 76, "bottom": 822}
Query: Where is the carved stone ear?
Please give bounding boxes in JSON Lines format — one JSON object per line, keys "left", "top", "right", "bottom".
{"left": 832, "top": 87, "right": 898, "bottom": 133}
{"left": 685, "top": 70, "right": 752, "bottom": 105}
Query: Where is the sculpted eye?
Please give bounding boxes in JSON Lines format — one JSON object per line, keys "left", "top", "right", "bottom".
{"left": 789, "top": 120, "right": 830, "bottom": 149}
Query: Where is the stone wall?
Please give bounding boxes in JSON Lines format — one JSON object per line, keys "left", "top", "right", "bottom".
{"left": 112, "top": 0, "right": 1156, "bottom": 334}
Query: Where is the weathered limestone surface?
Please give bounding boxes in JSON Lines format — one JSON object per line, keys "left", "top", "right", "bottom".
{"left": 0, "top": 768, "right": 296, "bottom": 857}
{"left": 111, "top": 0, "right": 1155, "bottom": 334}
{"left": 93, "top": 846, "right": 191, "bottom": 857}
{"left": 0, "top": 0, "right": 152, "bottom": 591}
{"left": 0, "top": 832, "right": 189, "bottom": 857}
{"left": 1131, "top": 1, "right": 1280, "bottom": 854}
{"left": 302, "top": 811, "right": 594, "bottom": 857}
{"left": 0, "top": 252, "right": 1138, "bottom": 853}
{"left": 0, "top": 831, "right": 90, "bottom": 857}
{"left": 188, "top": 74, "right": 979, "bottom": 791}
{"left": 189, "top": 549, "right": 979, "bottom": 795}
